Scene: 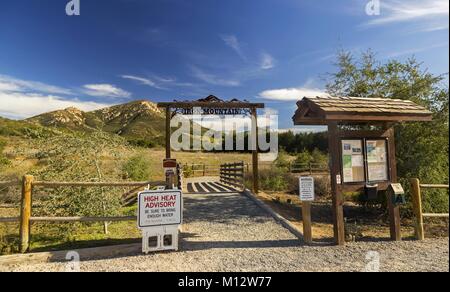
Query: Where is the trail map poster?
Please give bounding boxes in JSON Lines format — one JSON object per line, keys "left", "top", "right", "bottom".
{"left": 341, "top": 140, "right": 365, "bottom": 183}
{"left": 366, "top": 140, "right": 388, "bottom": 181}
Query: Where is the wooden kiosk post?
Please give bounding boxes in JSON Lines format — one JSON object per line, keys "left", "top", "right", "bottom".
{"left": 328, "top": 121, "right": 346, "bottom": 245}
{"left": 293, "top": 96, "right": 432, "bottom": 245}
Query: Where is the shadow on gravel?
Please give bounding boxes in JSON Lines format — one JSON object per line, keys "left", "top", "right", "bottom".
{"left": 183, "top": 194, "right": 272, "bottom": 224}
{"left": 180, "top": 239, "right": 302, "bottom": 250}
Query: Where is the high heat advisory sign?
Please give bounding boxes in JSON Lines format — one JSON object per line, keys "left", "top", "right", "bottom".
{"left": 138, "top": 190, "right": 182, "bottom": 228}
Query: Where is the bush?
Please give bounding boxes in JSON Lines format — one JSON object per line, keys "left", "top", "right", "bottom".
{"left": 0, "top": 138, "right": 10, "bottom": 167}
{"left": 244, "top": 162, "right": 331, "bottom": 199}
{"left": 182, "top": 165, "right": 194, "bottom": 178}
{"left": 127, "top": 138, "right": 156, "bottom": 149}
{"left": 122, "top": 155, "right": 152, "bottom": 181}
{"left": 274, "top": 150, "right": 291, "bottom": 169}
{"left": 311, "top": 148, "right": 328, "bottom": 165}
{"left": 294, "top": 150, "right": 312, "bottom": 165}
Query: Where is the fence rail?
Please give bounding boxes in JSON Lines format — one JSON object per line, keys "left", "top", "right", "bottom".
{"left": 0, "top": 181, "right": 19, "bottom": 187}
{"left": 220, "top": 162, "right": 245, "bottom": 191}
{"left": 410, "top": 178, "right": 449, "bottom": 240}
{"left": 289, "top": 162, "right": 329, "bottom": 174}
{"left": 0, "top": 175, "right": 164, "bottom": 253}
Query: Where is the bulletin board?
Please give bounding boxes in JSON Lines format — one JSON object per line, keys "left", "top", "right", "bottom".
{"left": 341, "top": 140, "right": 365, "bottom": 183}
{"left": 366, "top": 139, "right": 388, "bottom": 181}
{"left": 340, "top": 138, "right": 389, "bottom": 184}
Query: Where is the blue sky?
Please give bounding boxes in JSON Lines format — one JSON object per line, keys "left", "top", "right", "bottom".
{"left": 0, "top": 0, "right": 448, "bottom": 130}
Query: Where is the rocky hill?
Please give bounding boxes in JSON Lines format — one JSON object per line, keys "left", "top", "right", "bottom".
{"left": 26, "top": 100, "right": 166, "bottom": 146}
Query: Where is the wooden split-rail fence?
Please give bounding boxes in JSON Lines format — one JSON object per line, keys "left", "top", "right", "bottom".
{"left": 220, "top": 162, "right": 245, "bottom": 191}
{"left": 0, "top": 176, "right": 166, "bottom": 253}
{"left": 410, "top": 178, "right": 449, "bottom": 240}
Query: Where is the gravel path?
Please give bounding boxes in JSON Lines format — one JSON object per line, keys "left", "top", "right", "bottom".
{"left": 1, "top": 192, "right": 448, "bottom": 272}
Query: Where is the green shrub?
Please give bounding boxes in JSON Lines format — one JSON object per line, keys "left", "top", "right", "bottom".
{"left": 127, "top": 138, "right": 156, "bottom": 148}
{"left": 274, "top": 150, "right": 291, "bottom": 169}
{"left": 0, "top": 138, "right": 10, "bottom": 167}
{"left": 311, "top": 148, "right": 328, "bottom": 165}
{"left": 122, "top": 155, "right": 152, "bottom": 181}
{"left": 294, "top": 150, "right": 313, "bottom": 165}
{"left": 182, "top": 165, "right": 194, "bottom": 178}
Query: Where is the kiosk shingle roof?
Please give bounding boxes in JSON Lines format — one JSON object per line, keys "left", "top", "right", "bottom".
{"left": 293, "top": 96, "right": 433, "bottom": 125}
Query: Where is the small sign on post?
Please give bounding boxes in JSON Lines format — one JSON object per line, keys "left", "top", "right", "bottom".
{"left": 163, "top": 158, "right": 177, "bottom": 189}
{"left": 163, "top": 158, "right": 177, "bottom": 177}
{"left": 299, "top": 176, "right": 314, "bottom": 244}
{"left": 138, "top": 189, "right": 183, "bottom": 253}
{"left": 299, "top": 176, "right": 315, "bottom": 201}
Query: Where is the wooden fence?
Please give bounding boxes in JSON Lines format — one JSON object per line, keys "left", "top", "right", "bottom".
{"left": 0, "top": 176, "right": 165, "bottom": 253}
{"left": 220, "top": 162, "right": 245, "bottom": 191}
{"left": 410, "top": 178, "right": 449, "bottom": 240}
{"left": 289, "top": 162, "right": 328, "bottom": 174}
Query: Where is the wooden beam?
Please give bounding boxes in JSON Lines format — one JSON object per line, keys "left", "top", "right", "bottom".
{"left": 19, "top": 175, "right": 33, "bottom": 253}
{"left": 30, "top": 216, "right": 136, "bottom": 223}
{"left": 301, "top": 201, "right": 312, "bottom": 244}
{"left": 422, "top": 213, "right": 449, "bottom": 218}
{"left": 328, "top": 122, "right": 345, "bottom": 245}
{"left": 157, "top": 102, "right": 265, "bottom": 109}
{"left": 0, "top": 217, "right": 20, "bottom": 223}
{"left": 386, "top": 126, "right": 402, "bottom": 241}
{"left": 325, "top": 113, "right": 432, "bottom": 122}
{"left": 0, "top": 181, "right": 19, "bottom": 187}
{"left": 410, "top": 178, "right": 424, "bottom": 240}
{"left": 420, "top": 184, "right": 449, "bottom": 189}
{"left": 251, "top": 107, "right": 259, "bottom": 194}
{"left": 32, "top": 181, "right": 165, "bottom": 188}
{"left": 165, "top": 106, "right": 171, "bottom": 159}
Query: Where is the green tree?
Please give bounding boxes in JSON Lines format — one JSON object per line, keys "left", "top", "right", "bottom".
{"left": 326, "top": 50, "right": 449, "bottom": 213}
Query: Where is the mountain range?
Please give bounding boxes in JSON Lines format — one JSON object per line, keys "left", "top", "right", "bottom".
{"left": 16, "top": 100, "right": 166, "bottom": 146}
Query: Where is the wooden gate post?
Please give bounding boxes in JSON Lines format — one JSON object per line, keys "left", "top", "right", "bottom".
{"left": 302, "top": 201, "right": 312, "bottom": 244}
{"left": 410, "top": 178, "right": 424, "bottom": 240}
{"left": 19, "top": 175, "right": 33, "bottom": 253}
{"left": 251, "top": 107, "right": 259, "bottom": 194}
{"left": 165, "top": 106, "right": 171, "bottom": 159}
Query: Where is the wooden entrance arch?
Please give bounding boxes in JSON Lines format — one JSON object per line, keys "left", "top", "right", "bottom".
{"left": 157, "top": 95, "right": 265, "bottom": 193}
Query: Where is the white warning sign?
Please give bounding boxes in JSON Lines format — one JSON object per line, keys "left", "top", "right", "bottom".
{"left": 299, "top": 176, "right": 315, "bottom": 202}
{"left": 138, "top": 190, "right": 182, "bottom": 228}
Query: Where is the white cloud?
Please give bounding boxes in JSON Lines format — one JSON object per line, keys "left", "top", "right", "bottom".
{"left": 0, "top": 91, "right": 110, "bottom": 119}
{"left": 386, "top": 42, "right": 449, "bottom": 58}
{"left": 220, "top": 34, "right": 247, "bottom": 61}
{"left": 0, "top": 75, "right": 73, "bottom": 95}
{"left": 259, "top": 86, "right": 327, "bottom": 101}
{"left": 121, "top": 74, "right": 194, "bottom": 90}
{"left": 260, "top": 53, "right": 275, "bottom": 70}
{"left": 191, "top": 66, "right": 240, "bottom": 87}
{"left": 363, "top": 0, "right": 449, "bottom": 31}
{"left": 82, "top": 84, "right": 131, "bottom": 98}
{"left": 121, "top": 75, "right": 160, "bottom": 88}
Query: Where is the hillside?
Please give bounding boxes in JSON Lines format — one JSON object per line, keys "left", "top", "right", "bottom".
{"left": 27, "top": 100, "right": 166, "bottom": 146}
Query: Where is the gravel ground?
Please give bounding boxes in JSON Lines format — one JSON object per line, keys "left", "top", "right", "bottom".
{"left": 1, "top": 192, "right": 448, "bottom": 272}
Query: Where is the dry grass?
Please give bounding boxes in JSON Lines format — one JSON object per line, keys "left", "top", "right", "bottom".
{"left": 256, "top": 191, "right": 447, "bottom": 242}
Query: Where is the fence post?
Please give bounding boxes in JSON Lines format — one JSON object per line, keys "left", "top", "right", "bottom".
{"left": 302, "top": 201, "right": 312, "bottom": 244}
{"left": 19, "top": 175, "right": 33, "bottom": 253}
{"left": 410, "top": 178, "right": 424, "bottom": 240}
